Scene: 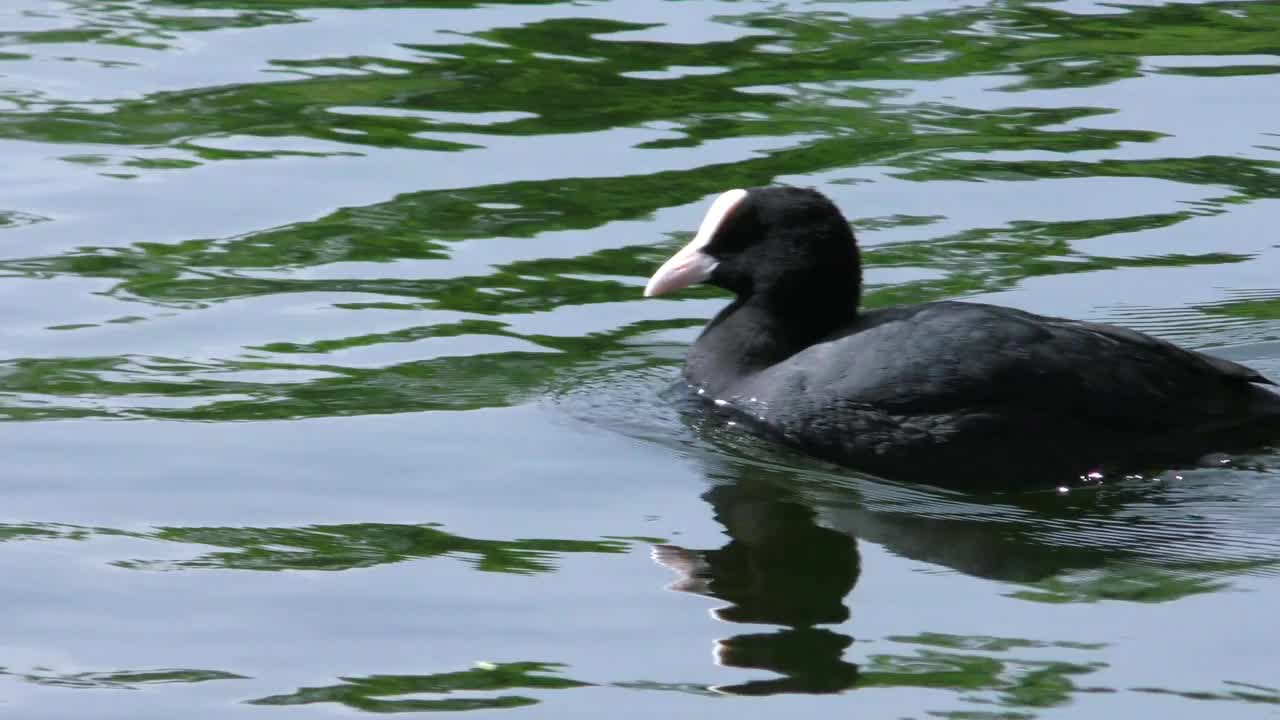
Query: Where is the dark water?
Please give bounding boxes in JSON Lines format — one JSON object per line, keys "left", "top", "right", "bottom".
{"left": 2, "top": 0, "right": 1279, "bottom": 716}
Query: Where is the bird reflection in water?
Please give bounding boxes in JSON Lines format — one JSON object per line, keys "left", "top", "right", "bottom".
{"left": 650, "top": 477, "right": 860, "bottom": 695}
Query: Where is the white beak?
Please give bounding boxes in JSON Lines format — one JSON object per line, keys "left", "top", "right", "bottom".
{"left": 643, "top": 189, "right": 748, "bottom": 297}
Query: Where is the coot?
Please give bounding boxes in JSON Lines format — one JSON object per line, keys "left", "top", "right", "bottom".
{"left": 644, "top": 186, "right": 1280, "bottom": 485}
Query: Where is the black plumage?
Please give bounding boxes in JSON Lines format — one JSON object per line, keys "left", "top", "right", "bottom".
{"left": 645, "top": 186, "right": 1280, "bottom": 485}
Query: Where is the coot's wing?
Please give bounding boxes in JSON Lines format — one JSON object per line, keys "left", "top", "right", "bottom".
{"left": 1069, "top": 319, "right": 1275, "bottom": 387}
{"left": 775, "top": 301, "right": 1276, "bottom": 424}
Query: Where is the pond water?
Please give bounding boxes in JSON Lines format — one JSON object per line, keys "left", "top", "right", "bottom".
{"left": 1, "top": 0, "right": 1279, "bottom": 717}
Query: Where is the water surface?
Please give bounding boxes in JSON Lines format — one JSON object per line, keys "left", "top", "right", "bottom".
{"left": 1, "top": 0, "right": 1279, "bottom": 717}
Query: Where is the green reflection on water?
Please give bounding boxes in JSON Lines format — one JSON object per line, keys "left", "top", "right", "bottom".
{"left": 249, "top": 661, "right": 591, "bottom": 713}
{"left": 1132, "top": 682, "right": 1280, "bottom": 706}
{"left": 128, "top": 523, "right": 632, "bottom": 573}
{"left": 1, "top": 521, "right": 633, "bottom": 575}
{"left": 7, "top": 667, "right": 247, "bottom": 689}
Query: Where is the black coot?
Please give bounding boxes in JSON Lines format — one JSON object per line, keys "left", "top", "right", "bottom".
{"left": 644, "top": 186, "right": 1280, "bottom": 485}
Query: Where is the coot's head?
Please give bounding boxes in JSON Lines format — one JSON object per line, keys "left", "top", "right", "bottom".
{"left": 644, "top": 186, "right": 862, "bottom": 309}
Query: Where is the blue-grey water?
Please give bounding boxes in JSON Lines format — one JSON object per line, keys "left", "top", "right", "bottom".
{"left": 1, "top": 0, "right": 1279, "bottom": 717}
